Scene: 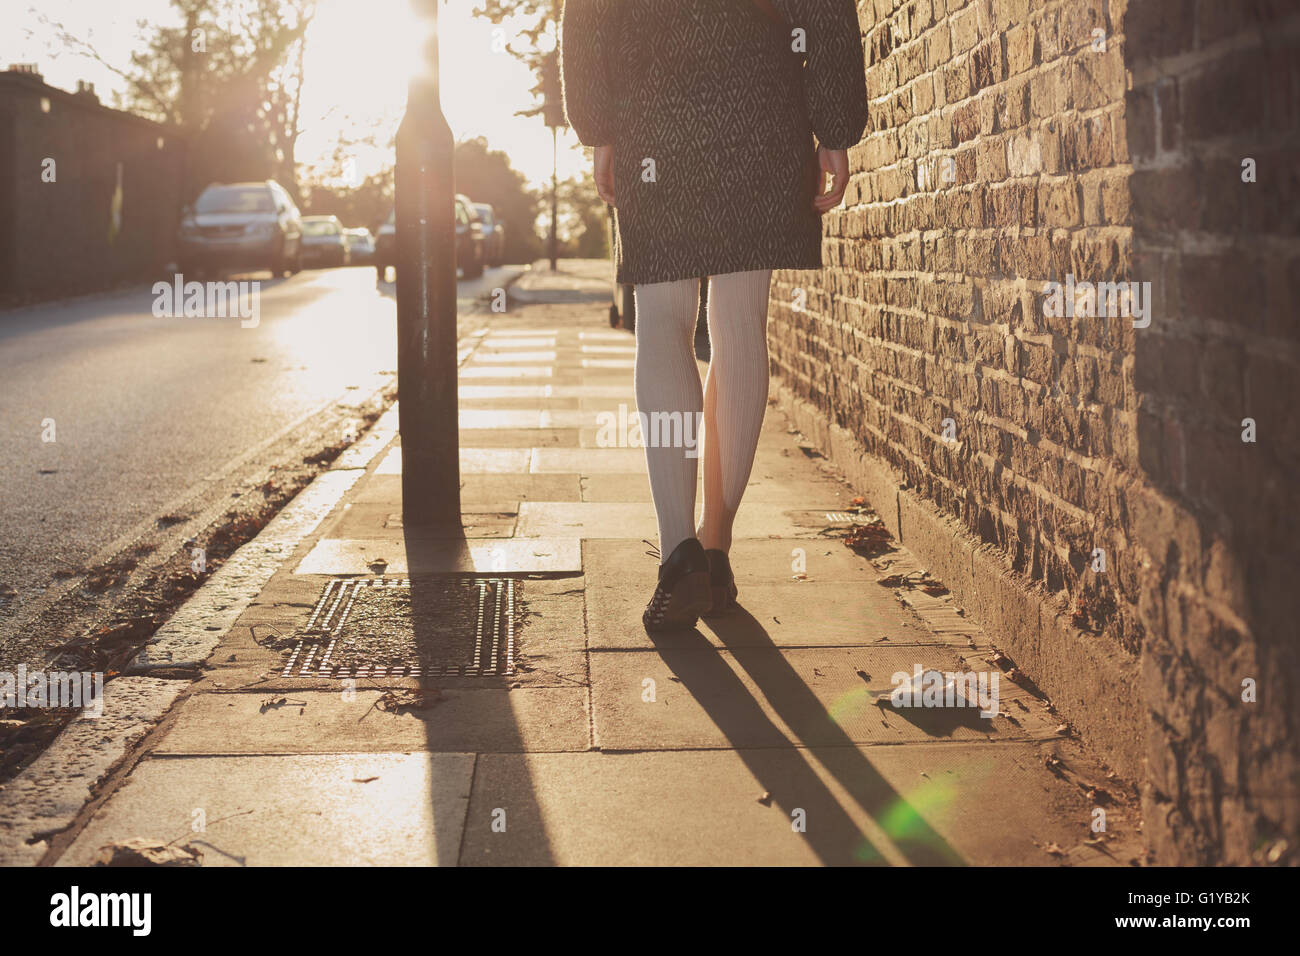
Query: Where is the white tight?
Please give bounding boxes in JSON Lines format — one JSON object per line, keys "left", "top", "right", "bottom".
{"left": 633, "top": 270, "right": 772, "bottom": 560}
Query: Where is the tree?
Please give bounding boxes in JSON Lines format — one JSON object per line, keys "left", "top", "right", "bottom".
{"left": 556, "top": 174, "right": 608, "bottom": 259}
{"left": 473, "top": 0, "right": 560, "bottom": 121}
{"left": 453, "top": 138, "right": 543, "bottom": 265}
{"left": 45, "top": 0, "right": 317, "bottom": 198}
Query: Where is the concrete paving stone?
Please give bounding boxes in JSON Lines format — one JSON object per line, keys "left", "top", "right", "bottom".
{"left": 479, "top": 338, "right": 557, "bottom": 350}
{"left": 347, "top": 473, "right": 581, "bottom": 505}
{"left": 531, "top": 447, "right": 650, "bottom": 473}
{"left": 325, "top": 501, "right": 518, "bottom": 539}
{"left": 460, "top": 385, "right": 631, "bottom": 400}
{"left": 376, "top": 446, "right": 532, "bottom": 475}
{"left": 459, "top": 366, "right": 554, "bottom": 379}
{"left": 516, "top": 501, "right": 658, "bottom": 538}
{"left": 587, "top": 578, "right": 940, "bottom": 651}
{"left": 470, "top": 350, "right": 557, "bottom": 363}
{"left": 579, "top": 345, "right": 636, "bottom": 354}
{"left": 484, "top": 328, "right": 560, "bottom": 337}
{"left": 294, "top": 537, "right": 582, "bottom": 574}
{"left": 578, "top": 474, "right": 654, "bottom": 502}
{"left": 578, "top": 395, "right": 633, "bottom": 411}
{"left": 465, "top": 473, "right": 583, "bottom": 503}
{"left": 540, "top": 409, "right": 608, "bottom": 428}
{"left": 457, "top": 428, "right": 579, "bottom": 449}
{"left": 580, "top": 359, "right": 635, "bottom": 369}
{"left": 458, "top": 409, "right": 544, "bottom": 429}
{"left": 458, "top": 743, "right": 1093, "bottom": 865}
{"left": 58, "top": 753, "right": 475, "bottom": 867}
{"left": 152, "top": 687, "right": 590, "bottom": 755}
{"left": 458, "top": 395, "right": 582, "bottom": 410}
{"left": 577, "top": 330, "right": 631, "bottom": 341}
{"left": 588, "top": 644, "right": 1057, "bottom": 752}
{"left": 513, "top": 501, "right": 865, "bottom": 540}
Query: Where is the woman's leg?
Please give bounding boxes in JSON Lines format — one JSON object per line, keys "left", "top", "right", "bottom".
{"left": 697, "top": 269, "right": 772, "bottom": 554}
{"left": 633, "top": 277, "right": 704, "bottom": 561}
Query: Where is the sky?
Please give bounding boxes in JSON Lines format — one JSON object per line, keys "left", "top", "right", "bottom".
{"left": 6, "top": 0, "right": 590, "bottom": 189}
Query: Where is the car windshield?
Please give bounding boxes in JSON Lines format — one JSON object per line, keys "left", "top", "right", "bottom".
{"left": 474, "top": 207, "right": 494, "bottom": 226}
{"left": 195, "top": 186, "right": 274, "bottom": 214}
{"left": 302, "top": 220, "right": 341, "bottom": 236}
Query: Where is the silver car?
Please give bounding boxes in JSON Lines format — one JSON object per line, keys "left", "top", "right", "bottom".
{"left": 299, "top": 216, "right": 349, "bottom": 268}
{"left": 178, "top": 181, "right": 302, "bottom": 278}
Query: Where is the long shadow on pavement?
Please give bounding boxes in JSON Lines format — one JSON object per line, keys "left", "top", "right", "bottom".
{"left": 653, "top": 627, "right": 893, "bottom": 865}
{"left": 702, "top": 607, "right": 966, "bottom": 865}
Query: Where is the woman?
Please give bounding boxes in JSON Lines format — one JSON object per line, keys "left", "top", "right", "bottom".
{"left": 561, "top": 0, "right": 868, "bottom": 632}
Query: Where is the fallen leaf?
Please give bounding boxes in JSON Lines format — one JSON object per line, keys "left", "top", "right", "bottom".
{"left": 94, "top": 839, "right": 201, "bottom": 867}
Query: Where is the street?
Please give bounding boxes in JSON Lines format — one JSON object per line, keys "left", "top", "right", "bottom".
{"left": 0, "top": 264, "right": 522, "bottom": 672}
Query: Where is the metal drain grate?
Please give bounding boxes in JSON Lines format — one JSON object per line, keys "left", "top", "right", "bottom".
{"left": 280, "top": 577, "right": 518, "bottom": 678}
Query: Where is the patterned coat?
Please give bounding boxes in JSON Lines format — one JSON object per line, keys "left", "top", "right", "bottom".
{"left": 560, "top": 0, "right": 869, "bottom": 286}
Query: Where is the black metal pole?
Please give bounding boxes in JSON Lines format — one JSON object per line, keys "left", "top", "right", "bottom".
{"left": 395, "top": 0, "right": 460, "bottom": 528}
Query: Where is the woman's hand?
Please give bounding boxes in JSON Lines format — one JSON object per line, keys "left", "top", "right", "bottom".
{"left": 813, "top": 147, "right": 850, "bottom": 215}
{"left": 594, "top": 145, "right": 616, "bottom": 206}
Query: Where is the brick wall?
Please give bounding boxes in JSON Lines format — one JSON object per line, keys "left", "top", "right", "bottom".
{"left": 0, "top": 72, "right": 186, "bottom": 301}
{"left": 1125, "top": 0, "right": 1299, "bottom": 865}
{"left": 768, "top": 0, "right": 1298, "bottom": 863}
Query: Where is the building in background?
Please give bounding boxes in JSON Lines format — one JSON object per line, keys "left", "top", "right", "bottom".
{"left": 0, "top": 65, "right": 186, "bottom": 301}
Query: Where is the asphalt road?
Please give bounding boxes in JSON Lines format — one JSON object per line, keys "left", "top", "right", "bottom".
{"left": 0, "top": 263, "right": 523, "bottom": 666}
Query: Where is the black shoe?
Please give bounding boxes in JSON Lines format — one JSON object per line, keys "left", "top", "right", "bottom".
{"left": 703, "top": 548, "right": 738, "bottom": 616}
{"left": 642, "top": 538, "right": 711, "bottom": 632}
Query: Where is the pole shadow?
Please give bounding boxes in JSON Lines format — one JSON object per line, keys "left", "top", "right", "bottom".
{"left": 404, "top": 531, "right": 556, "bottom": 865}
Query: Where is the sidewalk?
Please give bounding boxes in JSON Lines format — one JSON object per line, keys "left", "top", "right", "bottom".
{"left": 9, "top": 261, "right": 1141, "bottom": 866}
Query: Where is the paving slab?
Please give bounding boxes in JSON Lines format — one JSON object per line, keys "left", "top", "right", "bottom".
{"left": 326, "top": 501, "right": 518, "bottom": 539}
{"left": 376, "top": 446, "right": 532, "bottom": 475}
{"left": 514, "top": 501, "right": 873, "bottom": 540}
{"left": 59, "top": 753, "right": 475, "bottom": 867}
{"left": 460, "top": 366, "right": 555, "bottom": 380}
{"left": 578, "top": 473, "right": 655, "bottom": 502}
{"left": 349, "top": 473, "right": 584, "bottom": 505}
{"left": 294, "top": 537, "right": 583, "bottom": 574}
{"left": 458, "top": 428, "right": 578, "bottom": 448}
{"left": 458, "top": 409, "right": 544, "bottom": 428}
{"left": 532, "top": 447, "right": 658, "bottom": 473}
{"left": 584, "top": 539, "right": 943, "bottom": 649}
{"left": 458, "top": 743, "right": 1095, "bottom": 866}
{"left": 588, "top": 644, "right": 1058, "bottom": 751}
{"left": 469, "top": 350, "right": 557, "bottom": 363}
{"left": 153, "top": 687, "right": 590, "bottom": 754}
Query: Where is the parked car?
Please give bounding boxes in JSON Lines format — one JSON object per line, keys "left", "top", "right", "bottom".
{"left": 178, "top": 181, "right": 302, "bottom": 278}
{"left": 456, "top": 194, "right": 486, "bottom": 279}
{"left": 344, "top": 228, "right": 375, "bottom": 264}
{"left": 299, "top": 215, "right": 349, "bottom": 268}
{"left": 374, "top": 209, "right": 396, "bottom": 280}
{"left": 374, "top": 197, "right": 486, "bottom": 280}
{"left": 472, "top": 202, "right": 506, "bottom": 267}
